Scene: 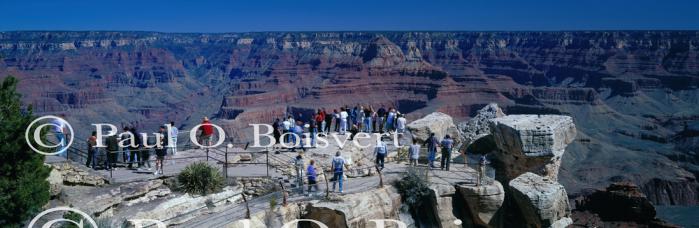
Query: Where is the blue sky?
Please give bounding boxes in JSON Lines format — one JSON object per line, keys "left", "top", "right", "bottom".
{"left": 2, "top": 0, "right": 698, "bottom": 32}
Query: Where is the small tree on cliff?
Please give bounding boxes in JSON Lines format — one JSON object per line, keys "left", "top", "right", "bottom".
{"left": 0, "top": 76, "right": 51, "bottom": 227}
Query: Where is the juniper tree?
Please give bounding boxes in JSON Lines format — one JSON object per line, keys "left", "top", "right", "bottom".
{"left": 0, "top": 76, "right": 51, "bottom": 227}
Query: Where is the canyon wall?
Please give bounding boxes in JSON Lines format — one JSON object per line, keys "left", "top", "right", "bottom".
{"left": 1, "top": 31, "right": 697, "bottom": 204}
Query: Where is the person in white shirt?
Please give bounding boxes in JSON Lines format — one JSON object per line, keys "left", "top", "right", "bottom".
{"left": 282, "top": 117, "right": 292, "bottom": 143}
{"left": 339, "top": 108, "right": 349, "bottom": 134}
{"left": 169, "top": 121, "right": 179, "bottom": 155}
{"left": 396, "top": 114, "right": 407, "bottom": 134}
{"left": 51, "top": 114, "right": 69, "bottom": 157}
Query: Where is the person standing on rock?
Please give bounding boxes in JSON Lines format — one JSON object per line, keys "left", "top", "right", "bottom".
{"left": 424, "top": 133, "right": 438, "bottom": 168}
{"left": 374, "top": 138, "right": 388, "bottom": 170}
{"left": 440, "top": 135, "right": 454, "bottom": 171}
{"left": 408, "top": 139, "right": 420, "bottom": 166}
{"left": 331, "top": 151, "right": 346, "bottom": 193}
{"left": 293, "top": 153, "right": 305, "bottom": 194}
{"left": 306, "top": 160, "right": 318, "bottom": 195}
{"left": 478, "top": 155, "right": 490, "bottom": 186}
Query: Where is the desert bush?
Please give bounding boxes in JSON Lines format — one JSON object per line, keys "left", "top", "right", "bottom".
{"left": 177, "top": 162, "right": 225, "bottom": 196}
{"left": 394, "top": 168, "right": 431, "bottom": 210}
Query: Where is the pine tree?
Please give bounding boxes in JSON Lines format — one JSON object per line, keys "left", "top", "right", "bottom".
{"left": 0, "top": 76, "right": 51, "bottom": 227}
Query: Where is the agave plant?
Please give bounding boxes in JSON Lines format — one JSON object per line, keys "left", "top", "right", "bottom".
{"left": 177, "top": 162, "right": 225, "bottom": 196}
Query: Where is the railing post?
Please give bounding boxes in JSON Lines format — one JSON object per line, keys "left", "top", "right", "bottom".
{"left": 206, "top": 148, "right": 209, "bottom": 161}
{"left": 266, "top": 150, "right": 270, "bottom": 177}
{"left": 224, "top": 146, "right": 228, "bottom": 179}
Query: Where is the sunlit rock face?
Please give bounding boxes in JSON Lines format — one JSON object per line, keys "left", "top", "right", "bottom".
{"left": 407, "top": 112, "right": 462, "bottom": 145}
{"left": 2, "top": 31, "right": 698, "bottom": 204}
{"left": 509, "top": 172, "right": 572, "bottom": 228}
{"left": 489, "top": 115, "right": 576, "bottom": 182}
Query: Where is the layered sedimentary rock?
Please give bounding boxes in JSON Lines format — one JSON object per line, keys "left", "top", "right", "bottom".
{"left": 3, "top": 31, "right": 698, "bottom": 204}
{"left": 509, "top": 172, "right": 572, "bottom": 228}
{"left": 489, "top": 115, "right": 576, "bottom": 181}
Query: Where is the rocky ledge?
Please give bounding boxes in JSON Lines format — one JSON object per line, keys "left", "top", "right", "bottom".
{"left": 572, "top": 182, "right": 679, "bottom": 227}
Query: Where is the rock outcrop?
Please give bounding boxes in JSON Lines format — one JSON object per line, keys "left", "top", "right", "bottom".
{"left": 47, "top": 162, "right": 108, "bottom": 196}
{"left": 302, "top": 187, "right": 406, "bottom": 228}
{"left": 489, "top": 115, "right": 576, "bottom": 181}
{"left": 407, "top": 112, "right": 462, "bottom": 145}
{"left": 576, "top": 182, "right": 656, "bottom": 222}
{"left": 572, "top": 182, "right": 679, "bottom": 227}
{"left": 509, "top": 172, "right": 572, "bottom": 228}
{"left": 456, "top": 181, "right": 505, "bottom": 227}
{"left": 458, "top": 103, "right": 506, "bottom": 148}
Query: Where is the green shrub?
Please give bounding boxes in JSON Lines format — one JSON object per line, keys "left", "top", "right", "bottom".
{"left": 394, "top": 168, "right": 431, "bottom": 209}
{"left": 177, "top": 162, "right": 225, "bottom": 196}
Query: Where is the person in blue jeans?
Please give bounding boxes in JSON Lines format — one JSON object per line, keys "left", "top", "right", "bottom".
{"left": 331, "top": 151, "right": 346, "bottom": 193}
{"left": 424, "top": 133, "right": 439, "bottom": 168}
{"left": 51, "top": 115, "right": 68, "bottom": 157}
{"left": 374, "top": 139, "right": 388, "bottom": 170}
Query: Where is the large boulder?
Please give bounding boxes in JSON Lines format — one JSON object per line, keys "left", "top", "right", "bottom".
{"left": 301, "top": 187, "right": 406, "bottom": 227}
{"left": 509, "top": 172, "right": 572, "bottom": 228}
{"left": 458, "top": 103, "right": 506, "bottom": 147}
{"left": 489, "top": 115, "right": 576, "bottom": 181}
{"left": 456, "top": 181, "right": 505, "bottom": 227}
{"left": 407, "top": 112, "right": 461, "bottom": 145}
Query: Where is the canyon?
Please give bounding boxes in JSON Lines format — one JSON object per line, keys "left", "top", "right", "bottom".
{"left": 1, "top": 31, "right": 698, "bottom": 206}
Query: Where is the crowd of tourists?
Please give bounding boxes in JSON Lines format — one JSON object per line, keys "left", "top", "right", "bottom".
{"left": 274, "top": 104, "right": 466, "bottom": 195}
{"left": 79, "top": 117, "right": 216, "bottom": 176}
{"left": 50, "top": 105, "right": 485, "bottom": 195}
{"left": 271, "top": 105, "right": 408, "bottom": 149}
